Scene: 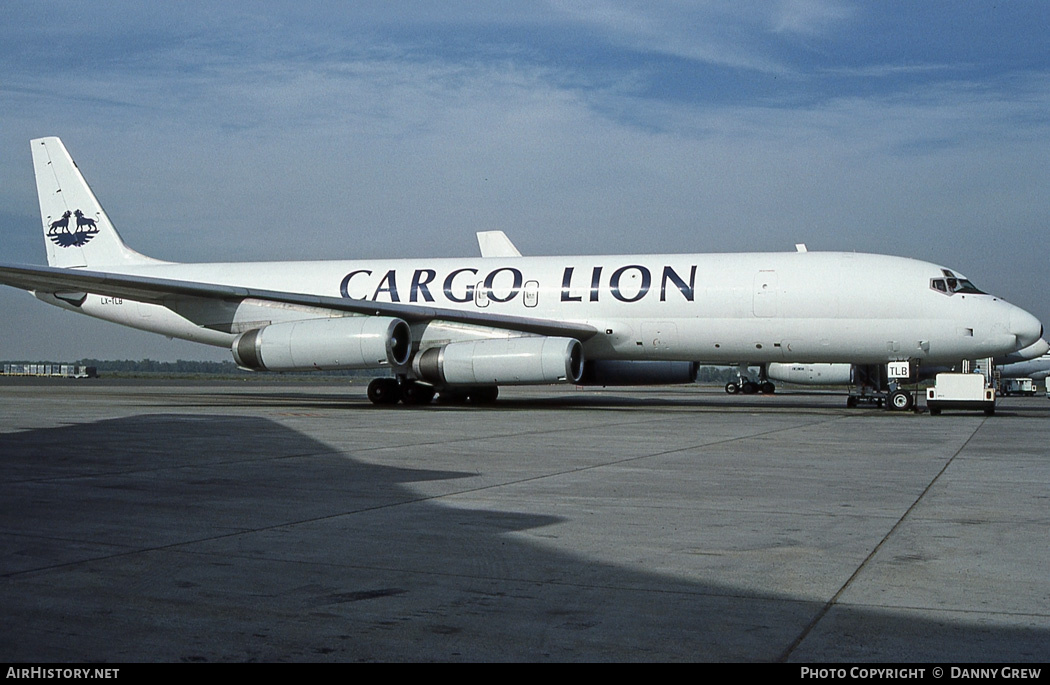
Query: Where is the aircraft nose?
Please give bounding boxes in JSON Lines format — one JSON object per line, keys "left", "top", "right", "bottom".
{"left": 1010, "top": 307, "right": 1043, "bottom": 349}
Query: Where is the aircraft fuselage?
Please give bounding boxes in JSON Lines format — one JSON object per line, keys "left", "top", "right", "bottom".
{"left": 43, "top": 250, "right": 1031, "bottom": 367}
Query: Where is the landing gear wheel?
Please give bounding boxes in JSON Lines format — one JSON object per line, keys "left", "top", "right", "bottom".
{"left": 437, "top": 390, "right": 469, "bottom": 404}
{"left": 846, "top": 396, "right": 858, "bottom": 408}
{"left": 470, "top": 386, "right": 499, "bottom": 404}
{"left": 401, "top": 381, "right": 436, "bottom": 406}
{"left": 888, "top": 389, "right": 913, "bottom": 411}
{"left": 741, "top": 381, "right": 758, "bottom": 394}
{"left": 367, "top": 378, "right": 401, "bottom": 405}
{"left": 725, "top": 382, "right": 739, "bottom": 394}
{"left": 759, "top": 381, "right": 775, "bottom": 395}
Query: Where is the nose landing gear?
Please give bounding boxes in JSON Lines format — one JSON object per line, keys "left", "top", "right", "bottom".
{"left": 888, "top": 388, "right": 914, "bottom": 411}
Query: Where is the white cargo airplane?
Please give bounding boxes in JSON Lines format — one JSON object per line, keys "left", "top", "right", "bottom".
{"left": 0, "top": 137, "right": 1042, "bottom": 407}
{"left": 997, "top": 339, "right": 1050, "bottom": 381}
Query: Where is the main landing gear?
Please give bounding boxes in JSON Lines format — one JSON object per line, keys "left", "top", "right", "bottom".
{"left": 366, "top": 377, "right": 498, "bottom": 406}
{"left": 367, "top": 377, "right": 435, "bottom": 405}
{"left": 724, "top": 379, "right": 776, "bottom": 395}
{"left": 724, "top": 363, "right": 775, "bottom": 395}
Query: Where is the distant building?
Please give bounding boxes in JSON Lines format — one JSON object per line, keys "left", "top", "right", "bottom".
{"left": 1, "top": 363, "right": 97, "bottom": 378}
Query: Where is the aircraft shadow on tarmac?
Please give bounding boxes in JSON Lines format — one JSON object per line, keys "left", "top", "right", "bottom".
{"left": 1, "top": 414, "right": 1046, "bottom": 662}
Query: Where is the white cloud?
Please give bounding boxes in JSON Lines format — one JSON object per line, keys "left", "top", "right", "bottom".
{"left": 771, "top": 0, "right": 853, "bottom": 37}
{"left": 549, "top": 0, "right": 853, "bottom": 73}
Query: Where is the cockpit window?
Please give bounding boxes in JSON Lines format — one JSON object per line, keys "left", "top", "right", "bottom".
{"left": 931, "top": 269, "right": 986, "bottom": 296}
{"left": 953, "top": 279, "right": 984, "bottom": 294}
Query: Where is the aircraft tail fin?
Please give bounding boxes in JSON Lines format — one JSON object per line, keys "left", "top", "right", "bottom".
{"left": 32, "top": 137, "right": 162, "bottom": 268}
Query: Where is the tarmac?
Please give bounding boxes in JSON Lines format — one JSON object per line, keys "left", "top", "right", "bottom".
{"left": 1, "top": 377, "right": 1048, "bottom": 663}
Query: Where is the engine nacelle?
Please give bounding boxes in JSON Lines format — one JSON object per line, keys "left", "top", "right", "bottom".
{"left": 413, "top": 336, "right": 583, "bottom": 386}
{"left": 766, "top": 362, "right": 854, "bottom": 385}
{"left": 232, "top": 316, "right": 411, "bottom": 372}
{"left": 579, "top": 360, "right": 699, "bottom": 386}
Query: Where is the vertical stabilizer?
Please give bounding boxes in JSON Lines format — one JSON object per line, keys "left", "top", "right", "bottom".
{"left": 32, "top": 137, "right": 161, "bottom": 268}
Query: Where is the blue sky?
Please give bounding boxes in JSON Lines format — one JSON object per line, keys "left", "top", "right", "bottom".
{"left": 1, "top": 1, "right": 1048, "bottom": 361}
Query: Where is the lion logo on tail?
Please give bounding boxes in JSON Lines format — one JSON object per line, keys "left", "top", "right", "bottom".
{"left": 47, "top": 209, "right": 100, "bottom": 247}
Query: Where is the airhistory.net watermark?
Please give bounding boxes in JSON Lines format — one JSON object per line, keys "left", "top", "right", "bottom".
{"left": 6, "top": 668, "right": 119, "bottom": 680}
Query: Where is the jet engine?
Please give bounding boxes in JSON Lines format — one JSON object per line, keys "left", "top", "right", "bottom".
{"left": 765, "top": 362, "right": 854, "bottom": 385}
{"left": 579, "top": 360, "right": 699, "bottom": 386}
{"left": 413, "top": 336, "right": 583, "bottom": 386}
{"left": 232, "top": 316, "right": 411, "bottom": 371}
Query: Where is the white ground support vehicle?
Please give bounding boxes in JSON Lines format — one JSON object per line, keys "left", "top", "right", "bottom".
{"left": 1000, "top": 378, "right": 1036, "bottom": 396}
{"left": 926, "top": 373, "right": 996, "bottom": 415}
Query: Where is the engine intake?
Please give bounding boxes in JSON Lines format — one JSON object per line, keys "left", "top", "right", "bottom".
{"left": 413, "top": 336, "right": 583, "bottom": 386}
{"left": 233, "top": 316, "right": 411, "bottom": 372}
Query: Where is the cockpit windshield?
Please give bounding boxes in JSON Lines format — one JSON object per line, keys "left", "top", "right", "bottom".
{"left": 930, "top": 269, "right": 985, "bottom": 296}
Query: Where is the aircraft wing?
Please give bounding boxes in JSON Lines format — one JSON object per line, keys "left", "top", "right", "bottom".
{"left": 0, "top": 262, "right": 599, "bottom": 341}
